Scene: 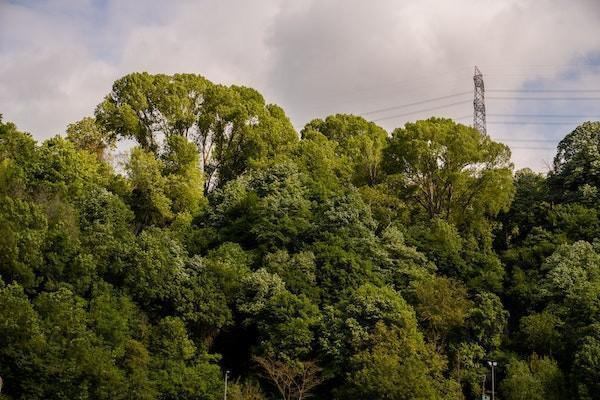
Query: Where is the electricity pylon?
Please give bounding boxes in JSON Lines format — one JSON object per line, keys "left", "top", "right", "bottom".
{"left": 473, "top": 66, "right": 487, "bottom": 135}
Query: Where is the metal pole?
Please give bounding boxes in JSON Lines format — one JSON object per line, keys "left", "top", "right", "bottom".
{"left": 487, "top": 361, "right": 497, "bottom": 400}
{"left": 224, "top": 370, "right": 229, "bottom": 400}
{"left": 491, "top": 363, "right": 495, "bottom": 400}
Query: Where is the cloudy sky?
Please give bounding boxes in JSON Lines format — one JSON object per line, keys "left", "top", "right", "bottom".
{"left": 1, "top": 0, "right": 600, "bottom": 170}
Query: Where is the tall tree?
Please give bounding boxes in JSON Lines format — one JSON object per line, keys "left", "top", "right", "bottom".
{"left": 384, "top": 118, "right": 514, "bottom": 226}
{"left": 96, "top": 73, "right": 298, "bottom": 192}
{"left": 302, "top": 114, "right": 388, "bottom": 186}
{"left": 549, "top": 121, "right": 600, "bottom": 204}
{"left": 95, "top": 73, "right": 210, "bottom": 153}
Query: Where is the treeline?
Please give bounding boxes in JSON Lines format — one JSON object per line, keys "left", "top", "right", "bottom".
{"left": 0, "top": 72, "right": 599, "bottom": 399}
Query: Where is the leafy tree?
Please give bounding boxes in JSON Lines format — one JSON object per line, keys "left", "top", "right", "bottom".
{"left": 125, "top": 227, "right": 187, "bottom": 316}
{"left": 209, "top": 162, "right": 312, "bottom": 252}
{"left": 66, "top": 117, "right": 116, "bottom": 160}
{"left": 384, "top": 117, "right": 514, "bottom": 226}
{"left": 0, "top": 281, "right": 45, "bottom": 399}
{"left": 0, "top": 116, "right": 39, "bottom": 187}
{"left": 95, "top": 73, "right": 210, "bottom": 153}
{"left": 500, "top": 355, "right": 565, "bottom": 400}
{"left": 450, "top": 342, "right": 486, "bottom": 398}
{"left": 162, "top": 135, "right": 205, "bottom": 216}
{"left": 264, "top": 250, "right": 319, "bottom": 301}
{"left": 96, "top": 73, "right": 297, "bottom": 192}
{"left": 236, "top": 269, "right": 320, "bottom": 360}
{"left": 310, "top": 192, "right": 382, "bottom": 301}
{"left": 411, "top": 276, "right": 472, "bottom": 346}
{"left": 126, "top": 147, "right": 173, "bottom": 228}
{"left": 497, "top": 168, "right": 549, "bottom": 248}
{"left": 197, "top": 85, "right": 298, "bottom": 191}
{"left": 573, "top": 325, "right": 600, "bottom": 400}
{"left": 540, "top": 241, "right": 600, "bottom": 306}
{"left": 302, "top": 114, "right": 388, "bottom": 186}
{"left": 292, "top": 129, "right": 349, "bottom": 199}
{"left": 77, "top": 187, "right": 136, "bottom": 280}
{"left": 549, "top": 121, "right": 600, "bottom": 203}
{"left": 467, "top": 291, "right": 508, "bottom": 351}
{"left": 35, "top": 136, "right": 110, "bottom": 200}
{"left": 342, "top": 322, "right": 460, "bottom": 400}
{"left": 409, "top": 218, "right": 505, "bottom": 291}
{"left": 318, "top": 283, "right": 420, "bottom": 376}
{"left": 149, "top": 316, "right": 223, "bottom": 399}
{"left": 519, "top": 311, "right": 563, "bottom": 356}
{"left": 378, "top": 226, "right": 436, "bottom": 292}
{"left": 227, "top": 380, "right": 266, "bottom": 400}
{"left": 0, "top": 196, "right": 47, "bottom": 287}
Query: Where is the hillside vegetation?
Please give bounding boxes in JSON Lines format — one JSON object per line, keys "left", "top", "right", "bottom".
{"left": 1, "top": 73, "right": 600, "bottom": 400}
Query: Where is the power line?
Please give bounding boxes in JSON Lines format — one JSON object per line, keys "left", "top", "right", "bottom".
{"left": 494, "top": 138, "right": 559, "bottom": 142}
{"left": 487, "top": 121, "right": 582, "bottom": 125}
{"left": 487, "top": 113, "right": 600, "bottom": 118}
{"left": 361, "top": 91, "right": 471, "bottom": 115}
{"left": 488, "top": 89, "right": 600, "bottom": 93}
{"left": 488, "top": 96, "right": 600, "bottom": 101}
{"left": 304, "top": 67, "right": 472, "bottom": 106}
{"left": 371, "top": 99, "right": 472, "bottom": 121}
{"left": 509, "top": 147, "right": 556, "bottom": 150}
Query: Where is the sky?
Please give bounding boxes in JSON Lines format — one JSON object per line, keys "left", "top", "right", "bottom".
{"left": 1, "top": 0, "right": 600, "bottom": 171}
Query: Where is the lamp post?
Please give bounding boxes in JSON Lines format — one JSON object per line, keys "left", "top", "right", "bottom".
{"left": 487, "top": 361, "right": 497, "bottom": 400}
{"left": 224, "top": 370, "right": 229, "bottom": 400}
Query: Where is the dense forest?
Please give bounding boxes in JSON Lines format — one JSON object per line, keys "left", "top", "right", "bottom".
{"left": 1, "top": 72, "right": 600, "bottom": 400}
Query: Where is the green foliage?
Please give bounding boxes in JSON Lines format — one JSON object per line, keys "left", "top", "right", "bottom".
{"left": 310, "top": 192, "right": 382, "bottom": 301}
{"left": 264, "top": 250, "right": 319, "bottom": 301}
{"left": 293, "top": 129, "right": 349, "bottom": 198}
{"left": 497, "top": 168, "right": 549, "bottom": 247}
{"left": 384, "top": 117, "right": 514, "bottom": 225}
{"left": 0, "top": 196, "right": 47, "bottom": 287}
{"left": 96, "top": 73, "right": 297, "bottom": 192}
{"left": 209, "top": 162, "right": 312, "bottom": 252}
{"left": 467, "top": 292, "right": 508, "bottom": 351}
{"left": 5, "top": 80, "right": 600, "bottom": 400}
{"left": 302, "top": 114, "right": 387, "bottom": 186}
{"left": 519, "top": 311, "right": 563, "bottom": 356}
{"left": 236, "top": 269, "right": 320, "bottom": 360}
{"left": 126, "top": 147, "right": 173, "bottom": 227}
{"left": 412, "top": 276, "right": 472, "bottom": 345}
{"left": 162, "top": 135, "right": 206, "bottom": 216}
{"left": 550, "top": 121, "right": 600, "bottom": 203}
{"left": 342, "top": 322, "right": 461, "bottom": 400}
{"left": 540, "top": 241, "right": 600, "bottom": 306}
{"left": 318, "top": 283, "right": 419, "bottom": 376}
{"left": 66, "top": 117, "right": 116, "bottom": 160}
{"left": 197, "top": 85, "right": 298, "bottom": 191}
{"left": 149, "top": 317, "right": 222, "bottom": 399}
{"left": 501, "top": 355, "right": 566, "bottom": 400}
{"left": 573, "top": 325, "right": 600, "bottom": 400}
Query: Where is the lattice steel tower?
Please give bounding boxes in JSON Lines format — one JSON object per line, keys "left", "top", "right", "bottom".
{"left": 473, "top": 66, "right": 487, "bottom": 135}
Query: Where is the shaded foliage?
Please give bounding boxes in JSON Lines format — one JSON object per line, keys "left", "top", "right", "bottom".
{"left": 2, "top": 78, "right": 600, "bottom": 400}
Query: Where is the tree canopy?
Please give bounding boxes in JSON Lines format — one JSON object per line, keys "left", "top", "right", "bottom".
{"left": 0, "top": 72, "right": 599, "bottom": 400}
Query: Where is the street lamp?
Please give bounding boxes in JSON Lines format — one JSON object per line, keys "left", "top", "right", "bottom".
{"left": 224, "top": 370, "right": 229, "bottom": 400}
{"left": 487, "top": 361, "right": 497, "bottom": 400}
